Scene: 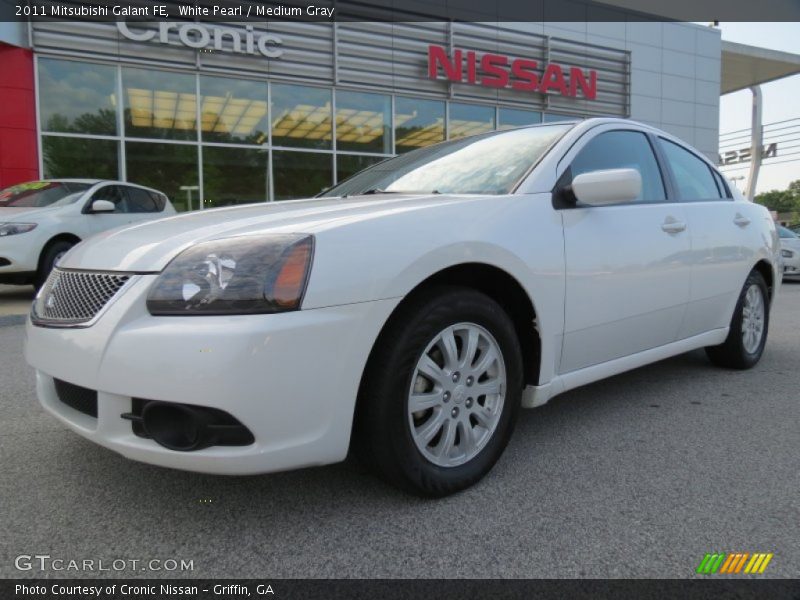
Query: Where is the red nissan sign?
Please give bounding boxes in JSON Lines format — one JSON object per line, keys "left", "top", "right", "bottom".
{"left": 427, "top": 45, "right": 598, "bottom": 100}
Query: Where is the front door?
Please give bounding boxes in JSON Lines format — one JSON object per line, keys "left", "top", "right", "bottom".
{"left": 559, "top": 129, "right": 692, "bottom": 373}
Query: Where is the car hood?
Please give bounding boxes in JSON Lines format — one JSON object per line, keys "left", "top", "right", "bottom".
{"left": 61, "top": 194, "right": 482, "bottom": 272}
{"left": 0, "top": 206, "right": 63, "bottom": 220}
{"left": 781, "top": 237, "right": 800, "bottom": 251}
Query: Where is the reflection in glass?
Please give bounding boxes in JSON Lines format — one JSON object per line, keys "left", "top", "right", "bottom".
{"left": 203, "top": 146, "right": 268, "bottom": 208}
{"left": 271, "top": 84, "right": 332, "bottom": 150}
{"left": 126, "top": 142, "right": 198, "bottom": 211}
{"left": 42, "top": 137, "right": 118, "bottom": 179}
{"left": 448, "top": 103, "right": 495, "bottom": 139}
{"left": 200, "top": 76, "right": 268, "bottom": 144}
{"left": 498, "top": 108, "right": 542, "bottom": 130}
{"left": 336, "top": 91, "right": 391, "bottom": 153}
{"left": 395, "top": 97, "right": 445, "bottom": 153}
{"left": 123, "top": 67, "right": 197, "bottom": 140}
{"left": 337, "top": 154, "right": 386, "bottom": 185}
{"left": 38, "top": 58, "right": 118, "bottom": 135}
{"left": 322, "top": 125, "right": 573, "bottom": 197}
{"left": 543, "top": 113, "right": 578, "bottom": 123}
{"left": 273, "top": 151, "right": 332, "bottom": 200}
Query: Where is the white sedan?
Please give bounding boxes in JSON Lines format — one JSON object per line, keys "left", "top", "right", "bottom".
{"left": 0, "top": 179, "right": 175, "bottom": 288}
{"left": 24, "top": 119, "right": 781, "bottom": 496}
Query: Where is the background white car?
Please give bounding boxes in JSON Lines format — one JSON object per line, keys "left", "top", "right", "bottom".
{"left": 0, "top": 179, "right": 175, "bottom": 288}
{"left": 778, "top": 225, "right": 800, "bottom": 279}
{"left": 25, "top": 119, "right": 781, "bottom": 497}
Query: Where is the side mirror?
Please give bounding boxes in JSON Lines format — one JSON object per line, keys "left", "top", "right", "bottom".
{"left": 90, "top": 199, "right": 116, "bottom": 213}
{"left": 570, "top": 168, "right": 642, "bottom": 206}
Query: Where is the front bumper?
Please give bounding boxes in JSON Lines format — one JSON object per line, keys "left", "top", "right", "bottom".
{"left": 25, "top": 275, "right": 399, "bottom": 475}
{"left": 782, "top": 251, "right": 800, "bottom": 278}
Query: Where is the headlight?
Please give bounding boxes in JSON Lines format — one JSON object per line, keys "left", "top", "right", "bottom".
{"left": 147, "top": 234, "right": 313, "bottom": 315}
{"left": 0, "top": 223, "right": 37, "bottom": 236}
{"left": 782, "top": 249, "right": 794, "bottom": 258}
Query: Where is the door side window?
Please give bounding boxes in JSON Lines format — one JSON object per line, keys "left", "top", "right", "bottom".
{"left": 90, "top": 185, "right": 127, "bottom": 213}
{"left": 659, "top": 138, "right": 723, "bottom": 200}
{"left": 568, "top": 130, "right": 666, "bottom": 203}
{"left": 124, "top": 187, "right": 160, "bottom": 213}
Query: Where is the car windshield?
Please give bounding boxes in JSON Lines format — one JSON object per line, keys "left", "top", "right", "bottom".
{"left": 0, "top": 181, "right": 91, "bottom": 208}
{"left": 320, "top": 124, "right": 573, "bottom": 197}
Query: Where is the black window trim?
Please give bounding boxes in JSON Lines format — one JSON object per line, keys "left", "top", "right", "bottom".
{"left": 655, "top": 136, "right": 733, "bottom": 202}
{"left": 552, "top": 127, "right": 674, "bottom": 210}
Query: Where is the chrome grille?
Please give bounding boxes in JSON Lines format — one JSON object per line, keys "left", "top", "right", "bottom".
{"left": 33, "top": 269, "right": 131, "bottom": 325}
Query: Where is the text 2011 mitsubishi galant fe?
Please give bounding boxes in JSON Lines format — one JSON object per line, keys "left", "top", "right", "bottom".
{"left": 25, "top": 119, "right": 780, "bottom": 497}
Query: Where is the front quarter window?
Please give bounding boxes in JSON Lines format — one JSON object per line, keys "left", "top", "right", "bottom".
{"left": 321, "top": 124, "right": 572, "bottom": 197}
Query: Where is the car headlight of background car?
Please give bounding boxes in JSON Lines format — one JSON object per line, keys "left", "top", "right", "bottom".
{"left": 0, "top": 223, "right": 37, "bottom": 236}
{"left": 782, "top": 249, "right": 794, "bottom": 258}
{"left": 147, "top": 234, "right": 313, "bottom": 315}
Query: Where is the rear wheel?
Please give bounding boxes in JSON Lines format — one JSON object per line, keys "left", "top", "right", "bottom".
{"left": 35, "top": 240, "right": 74, "bottom": 290}
{"left": 705, "top": 270, "right": 769, "bottom": 369}
{"left": 354, "top": 286, "right": 523, "bottom": 497}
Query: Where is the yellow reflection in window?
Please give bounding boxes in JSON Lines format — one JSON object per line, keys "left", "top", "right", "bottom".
{"left": 272, "top": 103, "right": 332, "bottom": 142}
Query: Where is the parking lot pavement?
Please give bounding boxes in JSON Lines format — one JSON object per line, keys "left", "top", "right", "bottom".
{"left": 1, "top": 283, "right": 798, "bottom": 580}
{"left": 0, "top": 285, "right": 33, "bottom": 317}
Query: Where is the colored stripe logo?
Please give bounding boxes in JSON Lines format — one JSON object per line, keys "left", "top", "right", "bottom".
{"left": 696, "top": 552, "right": 773, "bottom": 574}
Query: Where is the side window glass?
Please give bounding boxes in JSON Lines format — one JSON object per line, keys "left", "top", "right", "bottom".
{"left": 712, "top": 170, "right": 731, "bottom": 198}
{"left": 569, "top": 130, "right": 666, "bottom": 203}
{"left": 660, "top": 139, "right": 722, "bottom": 200}
{"left": 91, "top": 185, "right": 126, "bottom": 213}
{"left": 126, "top": 187, "right": 159, "bottom": 213}
{"left": 149, "top": 191, "right": 166, "bottom": 211}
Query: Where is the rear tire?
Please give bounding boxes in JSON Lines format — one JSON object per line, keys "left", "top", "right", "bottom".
{"left": 35, "top": 240, "right": 74, "bottom": 290}
{"left": 705, "top": 270, "right": 769, "bottom": 369}
{"left": 353, "top": 286, "right": 523, "bottom": 497}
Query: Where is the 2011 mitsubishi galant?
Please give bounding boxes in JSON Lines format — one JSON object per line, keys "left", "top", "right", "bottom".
{"left": 24, "top": 118, "right": 781, "bottom": 496}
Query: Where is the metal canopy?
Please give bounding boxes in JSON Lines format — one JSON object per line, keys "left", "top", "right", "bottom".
{"left": 722, "top": 40, "right": 800, "bottom": 95}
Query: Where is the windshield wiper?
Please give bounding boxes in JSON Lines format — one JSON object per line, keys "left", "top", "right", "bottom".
{"left": 342, "top": 188, "right": 399, "bottom": 198}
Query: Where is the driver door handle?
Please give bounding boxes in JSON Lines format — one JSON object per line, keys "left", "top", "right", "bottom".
{"left": 734, "top": 213, "right": 751, "bottom": 227}
{"left": 661, "top": 217, "right": 687, "bottom": 234}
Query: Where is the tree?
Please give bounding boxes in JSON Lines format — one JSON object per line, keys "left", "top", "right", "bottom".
{"left": 755, "top": 187, "right": 800, "bottom": 214}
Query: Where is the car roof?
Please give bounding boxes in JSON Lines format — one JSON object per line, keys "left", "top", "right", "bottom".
{"left": 40, "top": 179, "right": 169, "bottom": 197}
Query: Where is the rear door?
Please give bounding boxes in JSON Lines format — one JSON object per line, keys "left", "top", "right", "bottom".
{"left": 655, "top": 138, "right": 753, "bottom": 338}
{"left": 558, "top": 128, "right": 692, "bottom": 373}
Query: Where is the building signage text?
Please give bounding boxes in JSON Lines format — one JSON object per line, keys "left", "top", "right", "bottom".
{"left": 116, "top": 22, "right": 283, "bottom": 58}
{"left": 427, "top": 45, "right": 598, "bottom": 100}
{"left": 718, "top": 143, "right": 778, "bottom": 165}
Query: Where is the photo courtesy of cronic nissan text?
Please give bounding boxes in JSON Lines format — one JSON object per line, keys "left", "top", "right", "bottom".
{"left": 0, "top": 0, "right": 798, "bottom": 598}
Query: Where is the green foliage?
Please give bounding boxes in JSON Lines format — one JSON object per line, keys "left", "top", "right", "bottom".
{"left": 755, "top": 179, "right": 800, "bottom": 218}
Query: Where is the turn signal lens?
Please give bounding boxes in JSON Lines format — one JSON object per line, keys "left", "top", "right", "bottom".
{"left": 273, "top": 237, "right": 313, "bottom": 308}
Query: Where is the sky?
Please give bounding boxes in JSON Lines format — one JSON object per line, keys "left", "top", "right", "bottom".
{"left": 716, "top": 22, "right": 800, "bottom": 194}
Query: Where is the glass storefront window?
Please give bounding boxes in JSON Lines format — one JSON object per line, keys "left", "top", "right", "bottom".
{"left": 335, "top": 91, "right": 391, "bottom": 154}
{"left": 273, "top": 151, "right": 332, "bottom": 200}
{"left": 336, "top": 154, "right": 386, "bottom": 185}
{"left": 498, "top": 108, "right": 542, "bottom": 129}
{"left": 38, "top": 58, "right": 118, "bottom": 135}
{"left": 200, "top": 76, "right": 268, "bottom": 145}
{"left": 126, "top": 142, "right": 198, "bottom": 212}
{"left": 395, "top": 97, "right": 445, "bottom": 154}
{"left": 543, "top": 113, "right": 577, "bottom": 123}
{"left": 448, "top": 103, "right": 495, "bottom": 139}
{"left": 271, "top": 84, "right": 332, "bottom": 150}
{"left": 202, "top": 146, "right": 269, "bottom": 208}
{"left": 123, "top": 67, "right": 197, "bottom": 141}
{"left": 42, "top": 137, "right": 118, "bottom": 179}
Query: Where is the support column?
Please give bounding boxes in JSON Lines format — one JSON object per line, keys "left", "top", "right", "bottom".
{"left": 744, "top": 85, "right": 762, "bottom": 201}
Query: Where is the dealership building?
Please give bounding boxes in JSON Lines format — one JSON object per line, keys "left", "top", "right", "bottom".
{"left": 1, "top": 17, "right": 799, "bottom": 210}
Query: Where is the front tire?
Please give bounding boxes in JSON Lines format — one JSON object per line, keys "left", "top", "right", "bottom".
{"left": 35, "top": 240, "right": 74, "bottom": 290}
{"left": 354, "top": 286, "right": 523, "bottom": 497}
{"left": 705, "top": 270, "right": 769, "bottom": 369}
